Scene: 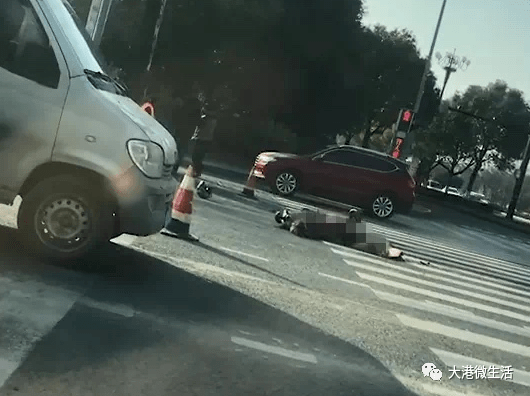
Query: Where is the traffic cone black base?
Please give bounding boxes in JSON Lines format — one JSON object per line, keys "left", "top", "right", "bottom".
{"left": 163, "top": 165, "right": 197, "bottom": 242}
{"left": 240, "top": 188, "right": 257, "bottom": 199}
{"left": 241, "top": 166, "right": 258, "bottom": 199}
{"left": 161, "top": 228, "right": 199, "bottom": 242}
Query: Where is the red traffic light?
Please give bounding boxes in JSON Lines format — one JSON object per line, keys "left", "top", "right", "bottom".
{"left": 402, "top": 110, "right": 412, "bottom": 122}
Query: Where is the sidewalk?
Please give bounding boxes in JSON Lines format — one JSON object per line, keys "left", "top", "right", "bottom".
{"left": 182, "top": 154, "right": 250, "bottom": 177}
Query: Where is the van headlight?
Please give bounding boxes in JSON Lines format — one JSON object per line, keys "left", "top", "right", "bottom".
{"left": 127, "top": 139, "right": 164, "bottom": 178}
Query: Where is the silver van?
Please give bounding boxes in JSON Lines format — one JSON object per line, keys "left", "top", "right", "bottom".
{"left": 0, "top": 0, "right": 178, "bottom": 260}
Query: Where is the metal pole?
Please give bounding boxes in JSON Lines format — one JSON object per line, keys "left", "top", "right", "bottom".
{"left": 506, "top": 133, "right": 530, "bottom": 220}
{"left": 85, "top": 0, "right": 114, "bottom": 47}
{"left": 146, "top": 0, "right": 168, "bottom": 72}
{"left": 413, "top": 0, "right": 447, "bottom": 114}
{"left": 407, "top": 0, "right": 447, "bottom": 177}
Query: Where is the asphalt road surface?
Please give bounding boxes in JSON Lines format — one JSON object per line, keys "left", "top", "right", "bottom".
{"left": 200, "top": 164, "right": 530, "bottom": 266}
{"left": 0, "top": 169, "right": 529, "bottom": 396}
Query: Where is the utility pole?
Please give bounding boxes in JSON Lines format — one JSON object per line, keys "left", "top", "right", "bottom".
{"left": 413, "top": 0, "right": 447, "bottom": 114}
{"left": 85, "top": 0, "right": 114, "bottom": 48}
{"left": 506, "top": 133, "right": 530, "bottom": 220}
{"left": 146, "top": 0, "right": 168, "bottom": 72}
{"left": 407, "top": 0, "right": 447, "bottom": 177}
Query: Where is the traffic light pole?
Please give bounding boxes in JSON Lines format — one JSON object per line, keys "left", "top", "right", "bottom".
{"left": 413, "top": 0, "right": 447, "bottom": 114}
{"left": 85, "top": 0, "right": 114, "bottom": 47}
{"left": 506, "top": 133, "right": 530, "bottom": 220}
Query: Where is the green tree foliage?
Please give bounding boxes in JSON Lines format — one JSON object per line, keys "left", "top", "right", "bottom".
{"left": 455, "top": 81, "right": 530, "bottom": 193}
{"left": 70, "top": 0, "right": 442, "bottom": 159}
{"left": 355, "top": 25, "right": 439, "bottom": 148}
{"left": 415, "top": 102, "right": 476, "bottom": 189}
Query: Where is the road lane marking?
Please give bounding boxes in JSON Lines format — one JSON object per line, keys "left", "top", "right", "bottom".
{"left": 0, "top": 359, "right": 19, "bottom": 389}
{"left": 318, "top": 272, "right": 373, "bottom": 290}
{"left": 0, "top": 280, "right": 82, "bottom": 388}
{"left": 231, "top": 336, "right": 317, "bottom": 364}
{"left": 397, "top": 248, "right": 530, "bottom": 289}
{"left": 370, "top": 225, "right": 530, "bottom": 276}
{"left": 430, "top": 348, "right": 530, "bottom": 388}
{"left": 125, "top": 245, "right": 276, "bottom": 285}
{"left": 318, "top": 272, "right": 530, "bottom": 337}
{"left": 395, "top": 375, "right": 495, "bottom": 396}
{"left": 79, "top": 298, "right": 136, "bottom": 318}
{"left": 373, "top": 290, "right": 530, "bottom": 338}
{"left": 110, "top": 233, "right": 138, "bottom": 246}
{"left": 396, "top": 314, "right": 530, "bottom": 358}
{"left": 344, "top": 259, "right": 530, "bottom": 313}
{"left": 387, "top": 238, "right": 530, "bottom": 280}
{"left": 355, "top": 272, "right": 530, "bottom": 323}
{"left": 331, "top": 246, "right": 530, "bottom": 302}
{"left": 218, "top": 246, "right": 270, "bottom": 262}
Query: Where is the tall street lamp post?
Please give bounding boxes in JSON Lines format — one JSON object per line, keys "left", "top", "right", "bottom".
{"left": 407, "top": 0, "right": 447, "bottom": 177}
{"left": 436, "top": 49, "right": 470, "bottom": 101}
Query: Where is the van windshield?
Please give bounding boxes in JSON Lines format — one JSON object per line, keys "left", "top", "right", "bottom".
{"left": 46, "top": 0, "right": 107, "bottom": 74}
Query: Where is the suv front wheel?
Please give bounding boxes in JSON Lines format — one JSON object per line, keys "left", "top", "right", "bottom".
{"left": 371, "top": 195, "right": 395, "bottom": 219}
{"left": 17, "top": 175, "right": 112, "bottom": 261}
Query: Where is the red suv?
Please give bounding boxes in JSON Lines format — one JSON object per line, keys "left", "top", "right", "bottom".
{"left": 253, "top": 146, "right": 415, "bottom": 219}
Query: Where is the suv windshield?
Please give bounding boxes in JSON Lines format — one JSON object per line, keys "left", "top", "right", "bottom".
{"left": 47, "top": 0, "right": 107, "bottom": 74}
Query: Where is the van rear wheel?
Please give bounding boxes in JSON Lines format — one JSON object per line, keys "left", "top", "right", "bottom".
{"left": 17, "top": 175, "right": 112, "bottom": 261}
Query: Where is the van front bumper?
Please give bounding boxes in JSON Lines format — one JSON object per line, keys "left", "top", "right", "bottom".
{"left": 115, "top": 167, "right": 177, "bottom": 236}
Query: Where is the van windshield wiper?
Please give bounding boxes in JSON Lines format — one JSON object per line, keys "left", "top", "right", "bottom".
{"left": 84, "top": 69, "right": 128, "bottom": 96}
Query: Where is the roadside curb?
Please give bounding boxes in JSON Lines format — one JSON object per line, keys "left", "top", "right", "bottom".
{"left": 421, "top": 197, "right": 530, "bottom": 235}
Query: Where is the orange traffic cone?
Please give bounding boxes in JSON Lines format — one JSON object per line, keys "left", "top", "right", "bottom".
{"left": 241, "top": 166, "right": 257, "bottom": 199}
{"left": 141, "top": 102, "right": 155, "bottom": 117}
{"left": 161, "top": 166, "right": 199, "bottom": 241}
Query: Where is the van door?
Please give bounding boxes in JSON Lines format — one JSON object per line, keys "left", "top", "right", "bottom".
{"left": 0, "top": 0, "right": 69, "bottom": 203}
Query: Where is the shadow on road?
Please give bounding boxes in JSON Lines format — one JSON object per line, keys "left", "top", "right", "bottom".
{"left": 192, "top": 240, "right": 307, "bottom": 288}
{"left": 0, "top": 226, "right": 420, "bottom": 396}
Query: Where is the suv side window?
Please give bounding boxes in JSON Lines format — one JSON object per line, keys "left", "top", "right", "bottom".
{"left": 0, "top": 0, "right": 61, "bottom": 88}
{"left": 352, "top": 152, "right": 397, "bottom": 172}
{"left": 321, "top": 149, "right": 359, "bottom": 166}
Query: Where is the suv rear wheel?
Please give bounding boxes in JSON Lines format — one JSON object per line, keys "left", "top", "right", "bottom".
{"left": 371, "top": 195, "right": 395, "bottom": 219}
{"left": 17, "top": 175, "right": 112, "bottom": 261}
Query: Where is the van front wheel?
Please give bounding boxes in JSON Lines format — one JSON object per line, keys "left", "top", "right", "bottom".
{"left": 17, "top": 175, "right": 112, "bottom": 261}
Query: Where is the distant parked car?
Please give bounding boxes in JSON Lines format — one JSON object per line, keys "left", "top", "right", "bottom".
{"left": 444, "top": 186, "right": 462, "bottom": 197}
{"left": 467, "top": 192, "right": 489, "bottom": 205}
{"left": 252, "top": 145, "right": 416, "bottom": 219}
{"left": 424, "top": 180, "right": 444, "bottom": 192}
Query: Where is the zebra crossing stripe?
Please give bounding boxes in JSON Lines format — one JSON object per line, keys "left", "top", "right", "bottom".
{"left": 396, "top": 314, "right": 530, "bottom": 358}
{"left": 371, "top": 225, "right": 530, "bottom": 273}
{"left": 333, "top": 248, "right": 530, "bottom": 305}
{"left": 345, "top": 259, "right": 530, "bottom": 313}
{"left": 330, "top": 244, "right": 530, "bottom": 300}
{"left": 371, "top": 223, "right": 529, "bottom": 268}
{"left": 394, "top": 246, "right": 530, "bottom": 288}
{"left": 429, "top": 348, "right": 530, "bottom": 388}
{"left": 375, "top": 235, "right": 530, "bottom": 284}
{"left": 372, "top": 289, "right": 530, "bottom": 338}
{"left": 0, "top": 279, "right": 82, "bottom": 388}
{"left": 355, "top": 272, "right": 530, "bottom": 323}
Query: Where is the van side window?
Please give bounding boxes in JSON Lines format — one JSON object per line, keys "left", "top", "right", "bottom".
{"left": 0, "top": 0, "right": 61, "bottom": 88}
